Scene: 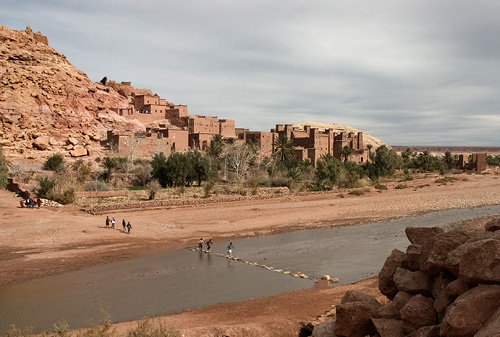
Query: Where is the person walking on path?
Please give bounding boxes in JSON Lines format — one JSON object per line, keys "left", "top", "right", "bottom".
{"left": 226, "top": 242, "right": 234, "bottom": 258}
{"left": 206, "top": 239, "right": 212, "bottom": 253}
{"left": 126, "top": 222, "right": 132, "bottom": 234}
{"left": 105, "top": 216, "right": 110, "bottom": 229}
{"left": 122, "top": 219, "right": 126, "bottom": 232}
{"left": 111, "top": 218, "right": 115, "bottom": 229}
{"left": 198, "top": 238, "right": 204, "bottom": 251}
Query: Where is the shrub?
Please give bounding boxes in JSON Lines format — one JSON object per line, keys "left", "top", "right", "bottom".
{"left": 147, "top": 180, "right": 161, "bottom": 200}
{"left": 349, "top": 189, "right": 365, "bottom": 196}
{"left": 374, "top": 184, "right": 388, "bottom": 190}
{"left": 395, "top": 183, "right": 408, "bottom": 189}
{"left": 435, "top": 176, "right": 458, "bottom": 184}
{"left": 43, "top": 154, "right": 64, "bottom": 171}
{"left": 3, "top": 325, "right": 33, "bottom": 337}
{"left": 126, "top": 318, "right": 181, "bottom": 337}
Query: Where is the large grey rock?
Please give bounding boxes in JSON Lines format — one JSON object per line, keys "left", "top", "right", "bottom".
{"left": 422, "top": 230, "right": 471, "bottom": 275}
{"left": 341, "top": 290, "right": 382, "bottom": 310}
{"left": 458, "top": 237, "right": 500, "bottom": 284}
{"left": 405, "top": 227, "right": 443, "bottom": 245}
{"left": 431, "top": 273, "right": 455, "bottom": 321}
{"left": 376, "top": 292, "right": 413, "bottom": 319}
{"left": 446, "top": 279, "right": 470, "bottom": 297}
{"left": 32, "top": 135, "right": 50, "bottom": 150}
{"left": 393, "top": 267, "right": 431, "bottom": 295}
{"left": 334, "top": 302, "right": 376, "bottom": 337}
{"left": 445, "top": 231, "right": 500, "bottom": 278}
{"left": 474, "top": 306, "right": 500, "bottom": 337}
{"left": 440, "top": 284, "right": 500, "bottom": 337}
{"left": 378, "top": 249, "right": 407, "bottom": 299}
{"left": 371, "top": 318, "right": 404, "bottom": 337}
{"left": 311, "top": 320, "right": 335, "bottom": 337}
{"left": 400, "top": 294, "right": 437, "bottom": 335}
{"left": 407, "top": 325, "right": 440, "bottom": 337}
{"left": 406, "top": 244, "right": 424, "bottom": 271}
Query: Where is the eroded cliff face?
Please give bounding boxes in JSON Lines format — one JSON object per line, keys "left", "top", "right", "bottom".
{"left": 0, "top": 24, "right": 145, "bottom": 161}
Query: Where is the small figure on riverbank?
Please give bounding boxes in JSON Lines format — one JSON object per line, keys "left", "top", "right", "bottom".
{"left": 37, "top": 198, "right": 42, "bottom": 208}
{"left": 20, "top": 199, "right": 24, "bottom": 208}
{"left": 226, "top": 242, "right": 234, "bottom": 258}
{"left": 122, "top": 219, "right": 126, "bottom": 232}
{"left": 127, "top": 222, "right": 132, "bottom": 234}
{"left": 206, "top": 239, "right": 212, "bottom": 253}
{"left": 105, "top": 216, "right": 110, "bottom": 228}
{"left": 111, "top": 217, "right": 115, "bottom": 229}
{"left": 198, "top": 238, "right": 204, "bottom": 251}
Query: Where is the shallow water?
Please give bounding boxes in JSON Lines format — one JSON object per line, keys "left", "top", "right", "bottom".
{"left": 1, "top": 205, "right": 499, "bottom": 333}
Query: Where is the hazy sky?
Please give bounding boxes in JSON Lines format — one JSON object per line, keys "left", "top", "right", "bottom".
{"left": 3, "top": 1, "right": 500, "bottom": 145}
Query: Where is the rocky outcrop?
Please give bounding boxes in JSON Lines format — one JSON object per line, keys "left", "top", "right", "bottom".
{"left": 0, "top": 24, "right": 148, "bottom": 161}
{"left": 312, "top": 219, "right": 500, "bottom": 337}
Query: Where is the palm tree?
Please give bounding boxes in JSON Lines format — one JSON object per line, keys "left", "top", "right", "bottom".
{"left": 101, "top": 156, "right": 118, "bottom": 182}
{"left": 272, "top": 134, "right": 295, "bottom": 163}
{"left": 340, "top": 146, "right": 353, "bottom": 162}
{"left": 207, "top": 134, "right": 223, "bottom": 159}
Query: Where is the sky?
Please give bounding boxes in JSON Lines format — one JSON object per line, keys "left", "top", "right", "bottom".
{"left": 2, "top": 1, "right": 500, "bottom": 145}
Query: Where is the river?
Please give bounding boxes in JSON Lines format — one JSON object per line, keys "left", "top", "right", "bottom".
{"left": 1, "top": 205, "right": 499, "bottom": 333}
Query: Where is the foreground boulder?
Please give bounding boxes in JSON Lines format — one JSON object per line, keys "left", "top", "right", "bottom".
{"left": 440, "top": 284, "right": 500, "bottom": 337}
{"left": 311, "top": 218, "right": 500, "bottom": 337}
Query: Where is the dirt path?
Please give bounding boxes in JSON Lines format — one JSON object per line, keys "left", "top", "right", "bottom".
{"left": 1, "top": 173, "right": 500, "bottom": 335}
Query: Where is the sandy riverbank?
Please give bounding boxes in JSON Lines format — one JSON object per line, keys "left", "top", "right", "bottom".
{"left": 1, "top": 172, "right": 500, "bottom": 335}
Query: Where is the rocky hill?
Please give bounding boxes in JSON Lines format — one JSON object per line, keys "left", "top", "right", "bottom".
{"left": 0, "top": 25, "right": 147, "bottom": 163}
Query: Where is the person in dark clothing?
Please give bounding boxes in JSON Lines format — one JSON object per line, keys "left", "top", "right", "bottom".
{"left": 122, "top": 219, "right": 126, "bottom": 232}
{"left": 198, "top": 238, "right": 203, "bottom": 251}
{"left": 127, "top": 222, "right": 132, "bottom": 234}
{"left": 105, "top": 216, "right": 110, "bottom": 228}
{"left": 37, "top": 198, "right": 42, "bottom": 208}
{"left": 206, "top": 239, "right": 213, "bottom": 253}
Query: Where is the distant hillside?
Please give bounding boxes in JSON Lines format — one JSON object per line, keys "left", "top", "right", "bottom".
{"left": 292, "top": 121, "right": 387, "bottom": 149}
{"left": 391, "top": 146, "right": 500, "bottom": 155}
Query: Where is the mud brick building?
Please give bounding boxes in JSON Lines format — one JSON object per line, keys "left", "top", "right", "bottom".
{"left": 272, "top": 124, "right": 368, "bottom": 165}
{"left": 111, "top": 92, "right": 368, "bottom": 165}
{"left": 459, "top": 153, "right": 487, "bottom": 172}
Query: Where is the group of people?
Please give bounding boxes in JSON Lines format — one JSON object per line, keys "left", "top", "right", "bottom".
{"left": 20, "top": 198, "right": 42, "bottom": 208}
{"left": 198, "top": 238, "right": 234, "bottom": 257}
{"left": 105, "top": 216, "right": 132, "bottom": 234}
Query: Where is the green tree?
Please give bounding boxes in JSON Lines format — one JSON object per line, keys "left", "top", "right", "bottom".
{"left": 315, "top": 154, "right": 342, "bottom": 188}
{"left": 340, "top": 146, "right": 353, "bottom": 162}
{"left": 367, "top": 145, "right": 402, "bottom": 179}
{"left": 37, "top": 177, "right": 55, "bottom": 198}
{"left": 207, "top": 134, "right": 223, "bottom": 159}
{"left": 100, "top": 157, "right": 118, "bottom": 182}
{"left": 0, "top": 145, "right": 8, "bottom": 188}
{"left": 43, "top": 154, "right": 64, "bottom": 171}
{"left": 272, "top": 134, "right": 295, "bottom": 163}
{"left": 442, "top": 151, "right": 457, "bottom": 170}
{"left": 151, "top": 152, "right": 169, "bottom": 187}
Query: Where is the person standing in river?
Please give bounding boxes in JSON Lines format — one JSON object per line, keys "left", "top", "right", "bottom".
{"left": 226, "top": 242, "right": 234, "bottom": 258}
{"left": 206, "top": 239, "right": 212, "bottom": 253}
{"left": 198, "top": 238, "right": 204, "bottom": 251}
